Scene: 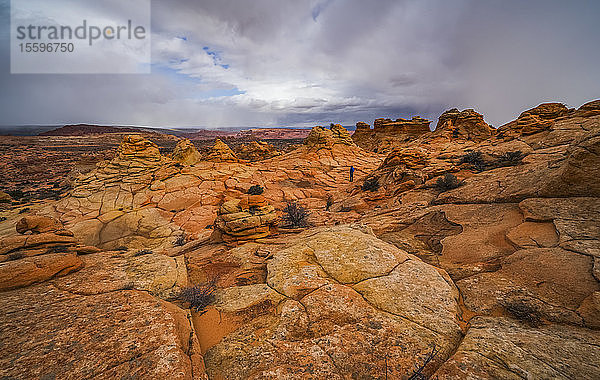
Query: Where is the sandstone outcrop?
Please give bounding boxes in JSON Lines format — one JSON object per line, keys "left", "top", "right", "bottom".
{"left": 236, "top": 140, "right": 281, "bottom": 161}
{"left": 432, "top": 108, "right": 494, "bottom": 141}
{"left": 171, "top": 138, "right": 202, "bottom": 165}
{"left": 352, "top": 117, "right": 431, "bottom": 153}
{"left": 0, "top": 216, "right": 85, "bottom": 291}
{"left": 201, "top": 226, "right": 462, "bottom": 379}
{"left": 203, "top": 139, "right": 240, "bottom": 162}
{"left": 497, "top": 102, "right": 573, "bottom": 138}
{"left": 214, "top": 195, "right": 277, "bottom": 243}
{"left": 304, "top": 124, "right": 355, "bottom": 149}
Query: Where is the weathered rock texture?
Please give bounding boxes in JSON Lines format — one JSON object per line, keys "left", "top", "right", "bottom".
{"left": 201, "top": 226, "right": 462, "bottom": 379}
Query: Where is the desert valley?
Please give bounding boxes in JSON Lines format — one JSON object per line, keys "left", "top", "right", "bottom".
{"left": 0, "top": 100, "right": 599, "bottom": 379}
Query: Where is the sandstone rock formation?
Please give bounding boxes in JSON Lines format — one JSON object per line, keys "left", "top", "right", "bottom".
{"left": 204, "top": 139, "right": 240, "bottom": 162}
{"left": 201, "top": 226, "right": 462, "bottom": 379}
{"left": 304, "top": 124, "right": 355, "bottom": 149}
{"left": 352, "top": 116, "right": 431, "bottom": 153}
{"left": 432, "top": 108, "right": 494, "bottom": 141}
{"left": 497, "top": 102, "right": 573, "bottom": 138}
{"left": 236, "top": 140, "right": 281, "bottom": 161}
{"left": 213, "top": 194, "right": 277, "bottom": 243}
{"left": 171, "top": 138, "right": 202, "bottom": 165}
{"left": 0, "top": 216, "right": 86, "bottom": 291}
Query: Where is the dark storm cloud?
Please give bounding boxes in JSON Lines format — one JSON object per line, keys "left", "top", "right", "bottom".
{"left": 0, "top": 0, "right": 598, "bottom": 128}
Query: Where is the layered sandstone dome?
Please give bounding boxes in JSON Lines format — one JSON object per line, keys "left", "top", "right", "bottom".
{"left": 236, "top": 140, "right": 281, "bottom": 161}
{"left": 171, "top": 138, "right": 201, "bottom": 165}
{"left": 431, "top": 108, "right": 494, "bottom": 141}
{"left": 213, "top": 194, "right": 277, "bottom": 243}
{"left": 204, "top": 139, "right": 240, "bottom": 163}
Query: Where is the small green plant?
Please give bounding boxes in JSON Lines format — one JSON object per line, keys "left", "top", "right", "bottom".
{"left": 247, "top": 185, "right": 265, "bottom": 195}
{"left": 178, "top": 279, "right": 217, "bottom": 314}
{"left": 435, "top": 173, "right": 462, "bottom": 191}
{"left": 497, "top": 151, "right": 524, "bottom": 167}
{"left": 282, "top": 201, "right": 311, "bottom": 228}
{"left": 361, "top": 176, "right": 380, "bottom": 192}
{"left": 133, "top": 249, "right": 153, "bottom": 257}
{"left": 459, "top": 151, "right": 486, "bottom": 172}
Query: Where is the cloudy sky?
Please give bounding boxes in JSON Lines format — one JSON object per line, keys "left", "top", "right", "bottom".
{"left": 0, "top": 0, "right": 599, "bottom": 129}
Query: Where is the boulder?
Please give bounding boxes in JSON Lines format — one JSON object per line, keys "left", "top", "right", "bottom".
{"left": 15, "top": 215, "right": 64, "bottom": 234}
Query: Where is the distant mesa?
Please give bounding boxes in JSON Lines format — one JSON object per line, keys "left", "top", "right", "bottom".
{"left": 40, "top": 124, "right": 152, "bottom": 136}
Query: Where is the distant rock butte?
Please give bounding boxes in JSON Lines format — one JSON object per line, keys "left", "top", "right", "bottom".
{"left": 304, "top": 124, "right": 355, "bottom": 149}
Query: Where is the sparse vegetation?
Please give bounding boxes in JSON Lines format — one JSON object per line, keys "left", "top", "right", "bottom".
{"left": 435, "top": 173, "right": 462, "bottom": 191}
{"left": 248, "top": 185, "right": 265, "bottom": 195}
{"left": 497, "top": 151, "right": 524, "bottom": 167}
{"left": 362, "top": 176, "right": 380, "bottom": 192}
{"left": 133, "top": 249, "right": 154, "bottom": 257}
{"left": 281, "top": 201, "right": 311, "bottom": 228}
{"left": 406, "top": 345, "right": 440, "bottom": 380}
{"left": 502, "top": 299, "right": 542, "bottom": 327}
{"left": 178, "top": 279, "right": 217, "bottom": 314}
{"left": 173, "top": 235, "right": 186, "bottom": 247}
{"left": 8, "top": 251, "right": 25, "bottom": 261}
{"left": 326, "top": 194, "right": 333, "bottom": 211}
{"left": 459, "top": 151, "right": 486, "bottom": 171}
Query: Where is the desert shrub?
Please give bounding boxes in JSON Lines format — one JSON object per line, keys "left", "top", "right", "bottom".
{"left": 133, "top": 249, "right": 153, "bottom": 257}
{"left": 459, "top": 151, "right": 486, "bottom": 171}
{"left": 7, "top": 190, "right": 25, "bottom": 200}
{"left": 173, "top": 235, "right": 186, "bottom": 247}
{"left": 178, "top": 279, "right": 217, "bottom": 314}
{"left": 497, "top": 151, "right": 524, "bottom": 167}
{"left": 361, "top": 176, "right": 380, "bottom": 192}
{"left": 8, "top": 251, "right": 25, "bottom": 261}
{"left": 282, "top": 201, "right": 311, "bottom": 228}
{"left": 407, "top": 345, "right": 440, "bottom": 380}
{"left": 248, "top": 185, "right": 265, "bottom": 195}
{"left": 502, "top": 299, "right": 542, "bottom": 327}
{"left": 435, "top": 173, "right": 462, "bottom": 191}
{"left": 326, "top": 195, "right": 333, "bottom": 211}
